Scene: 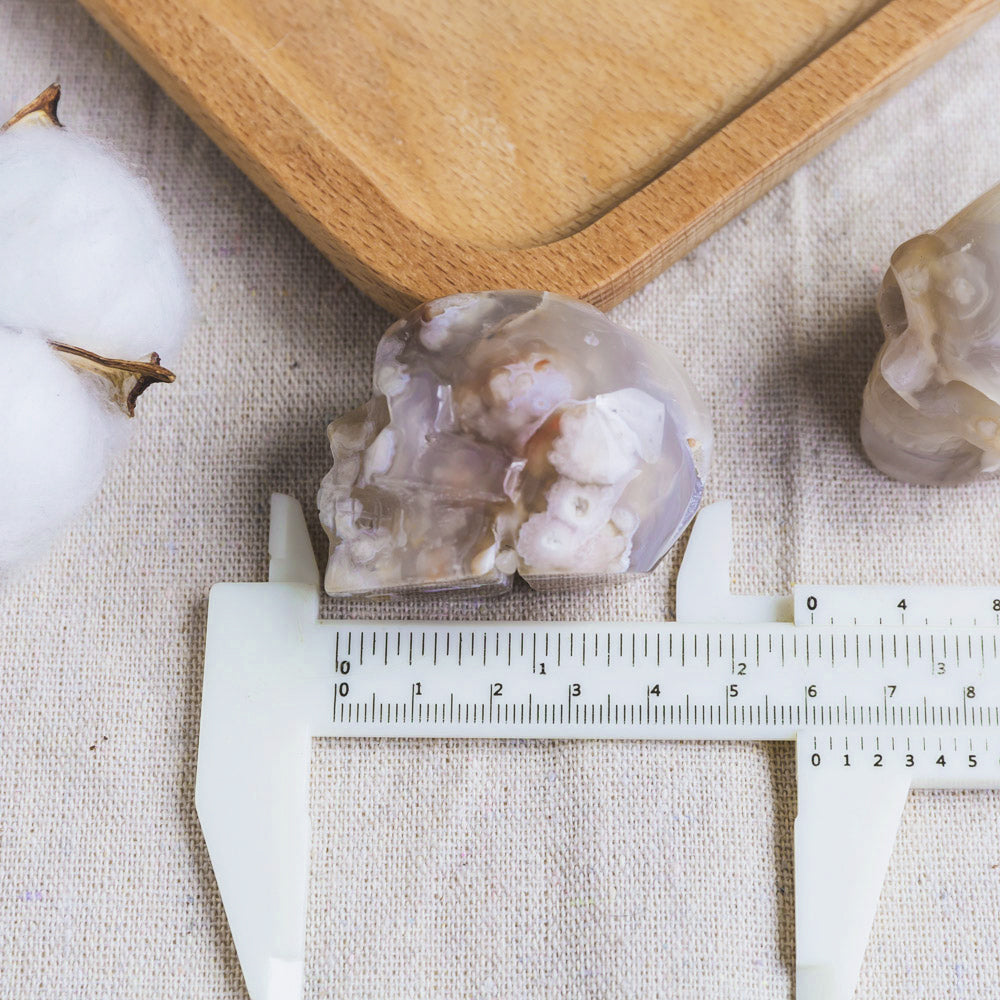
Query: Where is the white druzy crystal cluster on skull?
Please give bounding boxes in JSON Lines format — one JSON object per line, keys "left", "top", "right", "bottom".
{"left": 318, "top": 291, "right": 711, "bottom": 596}
{"left": 861, "top": 183, "right": 1000, "bottom": 484}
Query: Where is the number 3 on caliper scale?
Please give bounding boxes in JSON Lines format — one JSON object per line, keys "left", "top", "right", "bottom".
{"left": 197, "top": 496, "right": 1000, "bottom": 1000}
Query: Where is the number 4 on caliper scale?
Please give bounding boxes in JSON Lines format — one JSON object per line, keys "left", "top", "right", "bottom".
{"left": 196, "top": 495, "right": 1000, "bottom": 1000}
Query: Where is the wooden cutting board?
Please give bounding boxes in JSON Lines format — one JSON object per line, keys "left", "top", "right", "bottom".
{"left": 78, "top": 0, "right": 998, "bottom": 315}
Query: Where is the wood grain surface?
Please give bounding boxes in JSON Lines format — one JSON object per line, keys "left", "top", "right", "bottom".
{"left": 77, "top": 0, "right": 1000, "bottom": 314}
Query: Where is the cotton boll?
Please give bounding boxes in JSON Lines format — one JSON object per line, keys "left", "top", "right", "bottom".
{"left": 0, "top": 327, "right": 129, "bottom": 574}
{"left": 0, "top": 87, "right": 192, "bottom": 574}
{"left": 0, "top": 126, "right": 192, "bottom": 364}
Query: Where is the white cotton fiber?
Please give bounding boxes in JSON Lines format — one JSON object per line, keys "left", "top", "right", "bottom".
{"left": 0, "top": 327, "right": 129, "bottom": 573}
{"left": 0, "top": 126, "right": 192, "bottom": 363}
{"left": 0, "top": 93, "right": 193, "bottom": 574}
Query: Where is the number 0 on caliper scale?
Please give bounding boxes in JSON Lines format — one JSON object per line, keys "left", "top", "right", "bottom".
{"left": 197, "top": 496, "right": 1000, "bottom": 1000}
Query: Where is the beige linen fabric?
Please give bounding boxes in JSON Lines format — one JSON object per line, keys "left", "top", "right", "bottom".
{"left": 4, "top": 2, "right": 1000, "bottom": 997}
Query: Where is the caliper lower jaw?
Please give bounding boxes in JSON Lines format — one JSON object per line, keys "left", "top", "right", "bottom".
{"left": 792, "top": 733, "right": 911, "bottom": 1000}
{"left": 197, "top": 497, "right": 323, "bottom": 1000}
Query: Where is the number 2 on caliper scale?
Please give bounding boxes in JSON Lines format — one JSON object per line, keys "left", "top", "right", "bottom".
{"left": 197, "top": 496, "right": 1000, "bottom": 1000}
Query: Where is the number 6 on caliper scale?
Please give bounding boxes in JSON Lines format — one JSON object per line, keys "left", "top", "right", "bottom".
{"left": 197, "top": 495, "right": 1000, "bottom": 1000}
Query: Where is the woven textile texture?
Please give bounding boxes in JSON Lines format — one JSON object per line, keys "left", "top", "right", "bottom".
{"left": 3, "top": 2, "right": 1000, "bottom": 998}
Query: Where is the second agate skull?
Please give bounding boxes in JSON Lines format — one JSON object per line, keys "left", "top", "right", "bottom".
{"left": 319, "top": 291, "right": 712, "bottom": 596}
{"left": 861, "top": 183, "right": 1000, "bottom": 484}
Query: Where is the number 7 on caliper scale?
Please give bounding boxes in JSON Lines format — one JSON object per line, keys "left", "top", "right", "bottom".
{"left": 196, "top": 495, "right": 1000, "bottom": 1000}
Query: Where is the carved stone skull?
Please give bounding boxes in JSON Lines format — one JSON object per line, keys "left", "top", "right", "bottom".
{"left": 318, "top": 291, "right": 712, "bottom": 596}
{"left": 862, "top": 186, "right": 1000, "bottom": 484}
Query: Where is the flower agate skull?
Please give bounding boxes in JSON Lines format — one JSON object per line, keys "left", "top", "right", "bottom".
{"left": 861, "top": 183, "right": 1000, "bottom": 484}
{"left": 318, "top": 291, "right": 711, "bottom": 596}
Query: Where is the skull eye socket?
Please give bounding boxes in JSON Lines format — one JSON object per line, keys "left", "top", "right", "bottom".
{"left": 877, "top": 272, "right": 908, "bottom": 340}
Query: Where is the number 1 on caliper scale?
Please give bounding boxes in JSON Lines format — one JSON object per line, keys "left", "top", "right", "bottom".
{"left": 197, "top": 495, "right": 1000, "bottom": 1000}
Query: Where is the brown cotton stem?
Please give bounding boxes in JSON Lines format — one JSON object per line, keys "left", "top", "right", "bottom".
{"left": 49, "top": 342, "right": 175, "bottom": 417}
{"left": 2, "top": 84, "right": 62, "bottom": 132}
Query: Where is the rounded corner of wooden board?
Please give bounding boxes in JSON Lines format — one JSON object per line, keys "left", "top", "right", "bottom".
{"left": 76, "top": 0, "right": 1000, "bottom": 315}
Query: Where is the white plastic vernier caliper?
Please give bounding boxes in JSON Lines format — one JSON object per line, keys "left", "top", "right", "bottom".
{"left": 197, "top": 495, "right": 1000, "bottom": 1000}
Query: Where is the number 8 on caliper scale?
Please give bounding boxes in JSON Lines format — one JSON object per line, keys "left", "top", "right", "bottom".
{"left": 196, "top": 496, "right": 1000, "bottom": 1000}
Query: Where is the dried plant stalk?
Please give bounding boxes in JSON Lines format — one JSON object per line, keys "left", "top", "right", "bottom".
{"left": 1, "top": 83, "right": 62, "bottom": 132}
{"left": 49, "top": 342, "right": 175, "bottom": 416}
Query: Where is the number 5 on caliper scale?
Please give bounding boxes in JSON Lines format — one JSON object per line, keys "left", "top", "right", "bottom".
{"left": 197, "top": 495, "right": 1000, "bottom": 1000}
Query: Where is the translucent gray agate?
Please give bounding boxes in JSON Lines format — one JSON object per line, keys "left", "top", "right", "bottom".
{"left": 319, "top": 291, "right": 712, "bottom": 596}
{"left": 862, "top": 184, "right": 1000, "bottom": 484}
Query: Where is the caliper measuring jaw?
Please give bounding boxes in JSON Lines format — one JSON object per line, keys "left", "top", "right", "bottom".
{"left": 675, "top": 504, "right": 910, "bottom": 1000}
{"left": 197, "top": 495, "right": 1000, "bottom": 1000}
{"left": 197, "top": 496, "right": 324, "bottom": 1000}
